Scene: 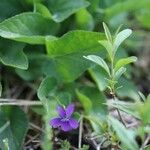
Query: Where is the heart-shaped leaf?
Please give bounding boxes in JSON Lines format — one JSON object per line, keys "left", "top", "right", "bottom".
{"left": 46, "top": 30, "right": 105, "bottom": 82}
{"left": 47, "top": 0, "right": 90, "bottom": 22}
{"left": 0, "top": 38, "right": 28, "bottom": 69}
{"left": 37, "top": 76, "right": 57, "bottom": 105}
{"left": 0, "top": 12, "right": 58, "bottom": 44}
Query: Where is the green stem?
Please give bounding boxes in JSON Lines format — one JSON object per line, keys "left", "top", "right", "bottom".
{"left": 110, "top": 52, "right": 126, "bottom": 127}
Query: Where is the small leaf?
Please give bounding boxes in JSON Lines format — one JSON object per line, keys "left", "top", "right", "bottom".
{"left": 114, "top": 56, "right": 137, "bottom": 71}
{"left": 114, "top": 67, "right": 126, "bottom": 80}
{"left": 98, "top": 40, "right": 113, "bottom": 60}
{"left": 109, "top": 116, "right": 139, "bottom": 150}
{"left": 114, "top": 29, "right": 132, "bottom": 52}
{"left": 84, "top": 55, "right": 110, "bottom": 76}
{"left": 37, "top": 76, "right": 57, "bottom": 104}
{"left": 102, "top": 22, "right": 112, "bottom": 43}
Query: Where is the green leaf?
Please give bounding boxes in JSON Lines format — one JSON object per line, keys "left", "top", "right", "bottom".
{"left": 114, "top": 56, "right": 137, "bottom": 71}
{"left": 77, "top": 87, "right": 107, "bottom": 121}
{"left": 16, "top": 53, "right": 49, "bottom": 80}
{"left": 139, "top": 95, "right": 150, "bottom": 124}
{"left": 47, "top": 0, "right": 90, "bottom": 22}
{"left": 0, "top": 38, "right": 28, "bottom": 69}
{"left": 38, "top": 77, "right": 58, "bottom": 150}
{"left": 37, "top": 76, "right": 57, "bottom": 105}
{"left": 109, "top": 116, "right": 139, "bottom": 150}
{"left": 89, "top": 66, "right": 109, "bottom": 91}
{"left": 76, "top": 87, "right": 107, "bottom": 132}
{"left": 0, "top": 106, "right": 28, "bottom": 150}
{"left": 98, "top": 40, "right": 113, "bottom": 60}
{"left": 35, "top": 3, "right": 52, "bottom": 19}
{"left": 0, "top": 0, "right": 29, "bottom": 22}
{"left": 107, "top": 100, "right": 140, "bottom": 119}
{"left": 114, "top": 67, "right": 126, "bottom": 80}
{"left": 0, "top": 12, "right": 58, "bottom": 44}
{"left": 57, "top": 92, "right": 72, "bottom": 107}
{"left": 75, "top": 8, "right": 94, "bottom": 31}
{"left": 76, "top": 89, "right": 92, "bottom": 114}
{"left": 84, "top": 55, "right": 110, "bottom": 76}
{"left": 117, "top": 77, "right": 140, "bottom": 101}
{"left": 114, "top": 29, "right": 132, "bottom": 52}
{"left": 46, "top": 30, "right": 105, "bottom": 82}
{"left": 102, "top": 22, "right": 112, "bottom": 43}
{"left": 136, "top": 9, "right": 150, "bottom": 29}
{"left": 104, "top": 0, "right": 150, "bottom": 19}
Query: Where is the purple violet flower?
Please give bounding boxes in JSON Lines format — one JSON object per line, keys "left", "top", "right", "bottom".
{"left": 50, "top": 104, "right": 79, "bottom": 132}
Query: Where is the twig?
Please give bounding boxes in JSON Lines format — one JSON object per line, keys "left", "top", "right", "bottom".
{"left": 116, "top": 108, "right": 126, "bottom": 127}
{"left": 140, "top": 135, "right": 150, "bottom": 150}
{"left": 29, "top": 122, "right": 44, "bottom": 133}
{"left": 78, "top": 115, "right": 83, "bottom": 149}
{"left": 25, "top": 134, "right": 40, "bottom": 146}
{"left": 113, "top": 96, "right": 126, "bottom": 127}
{"left": 97, "top": 138, "right": 107, "bottom": 150}
{"left": 0, "top": 98, "right": 42, "bottom": 106}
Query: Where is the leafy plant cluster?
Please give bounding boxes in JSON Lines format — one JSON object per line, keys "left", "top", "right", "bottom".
{"left": 0, "top": 0, "right": 150, "bottom": 150}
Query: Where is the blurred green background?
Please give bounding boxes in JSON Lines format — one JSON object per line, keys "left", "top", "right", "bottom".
{"left": 0, "top": 0, "right": 150, "bottom": 149}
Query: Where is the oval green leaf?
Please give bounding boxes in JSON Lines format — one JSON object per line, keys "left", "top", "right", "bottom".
{"left": 114, "top": 56, "right": 137, "bottom": 71}
{"left": 84, "top": 55, "right": 110, "bottom": 76}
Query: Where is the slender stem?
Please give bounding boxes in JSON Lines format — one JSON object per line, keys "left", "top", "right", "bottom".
{"left": 113, "top": 96, "right": 126, "bottom": 127}
{"left": 140, "top": 135, "right": 150, "bottom": 150}
{"left": 78, "top": 115, "right": 83, "bottom": 149}
{"left": 110, "top": 52, "right": 126, "bottom": 127}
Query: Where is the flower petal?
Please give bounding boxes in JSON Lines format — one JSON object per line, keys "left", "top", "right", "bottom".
{"left": 65, "top": 104, "right": 74, "bottom": 117}
{"left": 49, "top": 118, "right": 61, "bottom": 128}
{"left": 69, "top": 118, "right": 78, "bottom": 129}
{"left": 61, "top": 122, "right": 72, "bottom": 131}
{"left": 57, "top": 106, "right": 66, "bottom": 118}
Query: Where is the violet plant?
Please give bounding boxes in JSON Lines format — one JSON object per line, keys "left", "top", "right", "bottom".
{"left": 37, "top": 23, "right": 149, "bottom": 149}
